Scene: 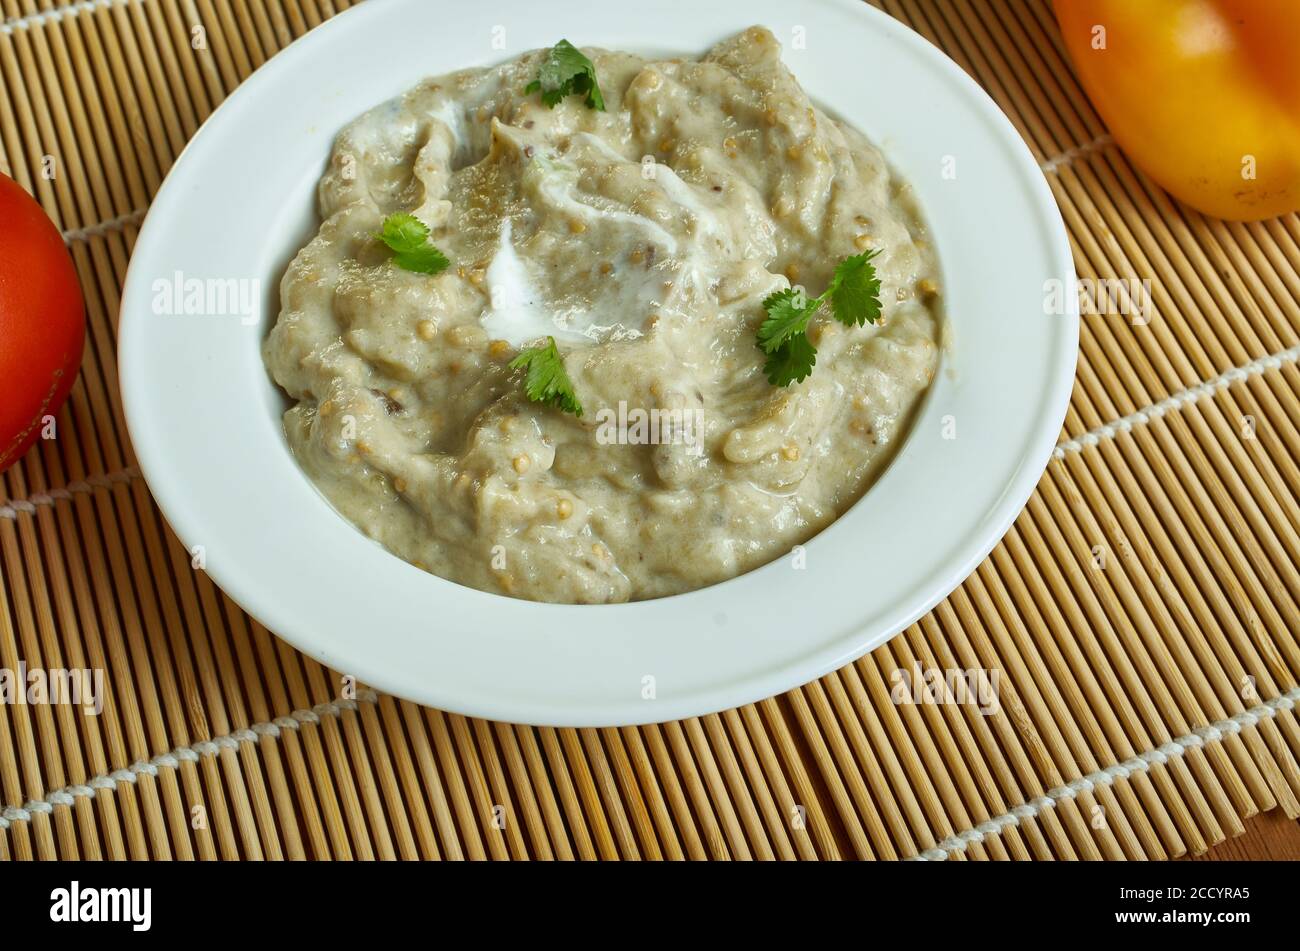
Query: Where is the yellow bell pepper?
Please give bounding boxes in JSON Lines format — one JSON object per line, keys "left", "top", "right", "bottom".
{"left": 1053, "top": 0, "right": 1300, "bottom": 221}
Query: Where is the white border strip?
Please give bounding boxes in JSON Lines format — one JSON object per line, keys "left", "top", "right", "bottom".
{"left": 0, "top": 467, "right": 140, "bottom": 520}
{"left": 0, "top": 691, "right": 379, "bottom": 830}
{"left": 1054, "top": 343, "right": 1300, "bottom": 460}
{"left": 62, "top": 208, "right": 146, "bottom": 244}
{"left": 910, "top": 686, "right": 1300, "bottom": 861}
{"left": 0, "top": 0, "right": 128, "bottom": 34}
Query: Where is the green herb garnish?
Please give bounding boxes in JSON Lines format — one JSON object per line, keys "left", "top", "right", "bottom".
{"left": 756, "top": 251, "right": 883, "bottom": 386}
{"left": 373, "top": 213, "right": 451, "bottom": 275}
{"left": 509, "top": 336, "right": 584, "bottom": 416}
{"left": 525, "top": 40, "right": 605, "bottom": 111}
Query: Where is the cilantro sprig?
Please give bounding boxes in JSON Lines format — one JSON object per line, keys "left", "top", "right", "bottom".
{"left": 525, "top": 40, "right": 605, "bottom": 111}
{"left": 373, "top": 213, "right": 451, "bottom": 275}
{"left": 756, "top": 251, "right": 883, "bottom": 387}
{"left": 509, "top": 336, "right": 584, "bottom": 417}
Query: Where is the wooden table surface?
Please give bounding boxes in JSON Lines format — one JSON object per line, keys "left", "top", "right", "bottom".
{"left": 1188, "top": 811, "right": 1300, "bottom": 861}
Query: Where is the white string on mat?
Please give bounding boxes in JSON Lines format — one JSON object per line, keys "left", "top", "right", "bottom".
{"left": 0, "top": 468, "right": 141, "bottom": 521}
{"left": 61, "top": 208, "right": 147, "bottom": 244}
{"left": 1040, "top": 133, "right": 1115, "bottom": 175}
{"left": 6, "top": 685, "right": 1295, "bottom": 854}
{"left": 0, "top": 691, "right": 380, "bottom": 830}
{"left": 909, "top": 685, "right": 1300, "bottom": 861}
{"left": 0, "top": 0, "right": 130, "bottom": 35}
{"left": 1054, "top": 343, "right": 1300, "bottom": 459}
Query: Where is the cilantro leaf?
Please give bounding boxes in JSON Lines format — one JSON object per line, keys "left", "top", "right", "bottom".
{"left": 756, "top": 287, "right": 816, "bottom": 354}
{"left": 753, "top": 248, "right": 883, "bottom": 387}
{"left": 526, "top": 40, "right": 605, "bottom": 111}
{"left": 827, "top": 250, "right": 882, "bottom": 327}
{"left": 376, "top": 213, "right": 429, "bottom": 252}
{"left": 393, "top": 244, "right": 450, "bottom": 275}
{"left": 374, "top": 213, "right": 452, "bottom": 275}
{"left": 763, "top": 332, "right": 817, "bottom": 387}
{"left": 509, "top": 336, "right": 584, "bottom": 417}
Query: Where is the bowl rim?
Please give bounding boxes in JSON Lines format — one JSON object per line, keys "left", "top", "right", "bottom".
{"left": 119, "top": 0, "right": 1078, "bottom": 726}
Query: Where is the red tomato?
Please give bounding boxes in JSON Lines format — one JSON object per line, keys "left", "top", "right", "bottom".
{"left": 0, "top": 173, "right": 85, "bottom": 473}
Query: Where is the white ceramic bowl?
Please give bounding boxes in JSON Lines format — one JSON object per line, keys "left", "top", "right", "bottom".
{"left": 119, "top": 0, "right": 1077, "bottom": 726}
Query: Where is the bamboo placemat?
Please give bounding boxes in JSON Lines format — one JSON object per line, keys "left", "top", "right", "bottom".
{"left": 1, "top": 0, "right": 1297, "bottom": 861}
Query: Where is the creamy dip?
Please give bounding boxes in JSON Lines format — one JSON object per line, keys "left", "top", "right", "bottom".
{"left": 264, "top": 26, "right": 942, "bottom": 603}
